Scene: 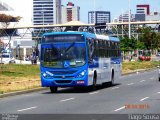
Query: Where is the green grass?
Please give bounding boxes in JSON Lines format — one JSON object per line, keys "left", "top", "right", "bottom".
{"left": 122, "top": 61, "right": 160, "bottom": 71}
{"left": 0, "top": 64, "right": 40, "bottom": 77}
{"left": 0, "top": 61, "right": 159, "bottom": 93}
{"left": 0, "top": 91, "right": 3, "bottom": 94}
{"left": 0, "top": 61, "right": 159, "bottom": 78}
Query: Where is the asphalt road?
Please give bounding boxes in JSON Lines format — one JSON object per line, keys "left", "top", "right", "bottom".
{"left": 0, "top": 69, "right": 160, "bottom": 119}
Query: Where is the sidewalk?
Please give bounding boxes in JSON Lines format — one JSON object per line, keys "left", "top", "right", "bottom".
{"left": 15, "top": 60, "right": 40, "bottom": 65}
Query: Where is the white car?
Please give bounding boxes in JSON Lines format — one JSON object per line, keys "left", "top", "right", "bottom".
{"left": 0, "top": 53, "right": 16, "bottom": 64}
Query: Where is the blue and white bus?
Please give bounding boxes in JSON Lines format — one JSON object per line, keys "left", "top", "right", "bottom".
{"left": 40, "top": 31, "right": 121, "bottom": 92}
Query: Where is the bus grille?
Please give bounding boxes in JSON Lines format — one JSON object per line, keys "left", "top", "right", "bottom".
{"left": 54, "top": 76, "right": 74, "bottom": 78}
{"left": 49, "top": 70, "right": 77, "bottom": 75}
{"left": 55, "top": 80, "right": 72, "bottom": 84}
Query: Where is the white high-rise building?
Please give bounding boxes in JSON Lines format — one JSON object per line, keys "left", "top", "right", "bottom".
{"left": 61, "top": 2, "right": 80, "bottom": 23}
{"left": 33, "top": 0, "right": 61, "bottom": 26}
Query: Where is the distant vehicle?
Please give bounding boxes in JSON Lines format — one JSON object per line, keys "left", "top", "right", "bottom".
{"left": 40, "top": 31, "right": 122, "bottom": 93}
{"left": 156, "top": 52, "right": 160, "bottom": 56}
{"left": 0, "top": 49, "right": 15, "bottom": 64}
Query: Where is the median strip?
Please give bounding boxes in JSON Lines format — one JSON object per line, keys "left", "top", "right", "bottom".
{"left": 0, "top": 87, "right": 48, "bottom": 98}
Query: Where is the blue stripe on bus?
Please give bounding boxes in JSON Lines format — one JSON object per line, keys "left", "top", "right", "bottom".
{"left": 89, "top": 58, "right": 99, "bottom": 68}
{"left": 111, "top": 57, "right": 121, "bottom": 64}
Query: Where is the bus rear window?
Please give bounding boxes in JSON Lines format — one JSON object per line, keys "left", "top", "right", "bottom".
{"left": 42, "top": 34, "right": 84, "bottom": 43}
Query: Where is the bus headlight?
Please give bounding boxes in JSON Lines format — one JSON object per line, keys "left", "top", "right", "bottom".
{"left": 42, "top": 73, "right": 47, "bottom": 77}
{"left": 42, "top": 71, "right": 54, "bottom": 78}
{"left": 77, "top": 70, "right": 86, "bottom": 78}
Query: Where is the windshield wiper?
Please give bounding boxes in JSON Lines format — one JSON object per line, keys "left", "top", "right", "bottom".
{"left": 65, "top": 42, "right": 75, "bottom": 52}
{"left": 62, "top": 42, "right": 75, "bottom": 56}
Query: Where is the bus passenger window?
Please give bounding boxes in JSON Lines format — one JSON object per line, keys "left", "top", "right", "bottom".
{"left": 88, "top": 39, "right": 94, "bottom": 62}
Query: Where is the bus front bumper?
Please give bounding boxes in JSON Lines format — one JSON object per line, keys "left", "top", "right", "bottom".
{"left": 41, "top": 77, "right": 88, "bottom": 87}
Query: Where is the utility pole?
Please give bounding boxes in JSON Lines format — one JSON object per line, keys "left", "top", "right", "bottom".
{"left": 128, "top": 0, "right": 131, "bottom": 39}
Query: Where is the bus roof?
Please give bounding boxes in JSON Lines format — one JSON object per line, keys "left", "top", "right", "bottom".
{"left": 95, "top": 34, "right": 120, "bottom": 42}
{"left": 43, "top": 31, "right": 120, "bottom": 42}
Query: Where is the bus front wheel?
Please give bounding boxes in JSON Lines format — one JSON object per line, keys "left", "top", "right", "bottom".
{"left": 50, "top": 86, "right": 58, "bottom": 93}
{"left": 110, "top": 70, "right": 114, "bottom": 86}
{"left": 92, "top": 73, "right": 97, "bottom": 90}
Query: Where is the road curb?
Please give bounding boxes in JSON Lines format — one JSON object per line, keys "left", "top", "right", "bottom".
{"left": 122, "top": 68, "right": 157, "bottom": 76}
{"left": 0, "top": 68, "right": 157, "bottom": 98}
{"left": 0, "top": 87, "right": 48, "bottom": 98}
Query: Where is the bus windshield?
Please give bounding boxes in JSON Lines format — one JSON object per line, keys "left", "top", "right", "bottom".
{"left": 41, "top": 42, "right": 86, "bottom": 68}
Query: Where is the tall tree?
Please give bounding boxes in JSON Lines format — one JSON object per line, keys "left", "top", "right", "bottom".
{"left": 0, "top": 14, "right": 21, "bottom": 27}
{"left": 139, "top": 27, "right": 160, "bottom": 50}
{"left": 120, "top": 36, "right": 137, "bottom": 51}
{"left": 0, "top": 14, "right": 21, "bottom": 51}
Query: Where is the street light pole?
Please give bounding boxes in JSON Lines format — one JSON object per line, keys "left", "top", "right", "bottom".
{"left": 94, "top": 0, "right": 96, "bottom": 24}
{"left": 121, "top": 9, "right": 124, "bottom": 38}
{"left": 128, "top": 0, "right": 131, "bottom": 39}
{"left": 42, "top": 5, "right": 44, "bottom": 31}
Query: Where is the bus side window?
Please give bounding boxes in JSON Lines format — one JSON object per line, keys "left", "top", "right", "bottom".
{"left": 117, "top": 43, "right": 121, "bottom": 57}
{"left": 107, "top": 41, "right": 111, "bottom": 57}
{"left": 87, "top": 38, "right": 94, "bottom": 62}
{"left": 102, "top": 40, "right": 105, "bottom": 57}
{"left": 112, "top": 42, "right": 115, "bottom": 57}
{"left": 99, "top": 40, "right": 103, "bottom": 57}
{"left": 105, "top": 41, "right": 108, "bottom": 57}
{"left": 94, "top": 40, "right": 99, "bottom": 57}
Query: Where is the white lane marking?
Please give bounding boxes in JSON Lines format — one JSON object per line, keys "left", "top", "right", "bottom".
{"left": 60, "top": 97, "right": 75, "bottom": 102}
{"left": 89, "top": 91, "right": 99, "bottom": 95}
{"left": 157, "top": 92, "right": 160, "bottom": 94}
{"left": 17, "top": 106, "right": 37, "bottom": 112}
{"left": 127, "top": 83, "right": 134, "bottom": 86}
{"left": 140, "top": 80, "right": 146, "bottom": 83}
{"left": 114, "top": 106, "right": 125, "bottom": 112}
{"left": 150, "top": 77, "right": 154, "bottom": 80}
{"left": 112, "top": 87, "right": 119, "bottom": 90}
{"left": 140, "top": 97, "right": 149, "bottom": 102}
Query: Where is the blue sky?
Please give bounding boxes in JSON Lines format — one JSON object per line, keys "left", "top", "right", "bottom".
{"left": 62, "top": 0, "right": 160, "bottom": 23}
{"left": 4, "top": 0, "right": 160, "bottom": 23}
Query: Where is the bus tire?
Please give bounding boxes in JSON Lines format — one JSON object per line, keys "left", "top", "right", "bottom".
{"left": 92, "top": 72, "right": 97, "bottom": 90}
{"left": 110, "top": 70, "right": 114, "bottom": 86}
{"left": 50, "top": 86, "right": 58, "bottom": 93}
